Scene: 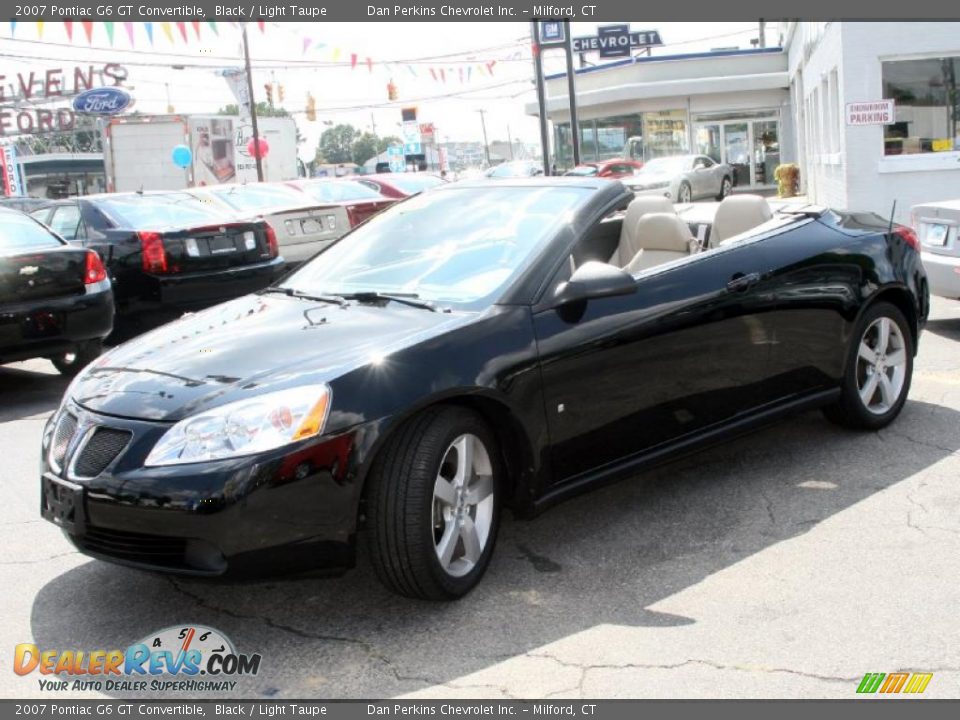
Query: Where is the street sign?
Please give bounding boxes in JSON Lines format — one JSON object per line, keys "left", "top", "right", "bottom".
{"left": 1, "top": 145, "right": 23, "bottom": 197}
{"left": 401, "top": 121, "right": 421, "bottom": 144}
{"left": 572, "top": 26, "right": 663, "bottom": 58}
{"left": 403, "top": 142, "right": 422, "bottom": 155}
{"left": 846, "top": 100, "right": 895, "bottom": 126}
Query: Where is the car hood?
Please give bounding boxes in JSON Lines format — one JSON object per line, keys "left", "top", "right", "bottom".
{"left": 70, "top": 294, "right": 473, "bottom": 423}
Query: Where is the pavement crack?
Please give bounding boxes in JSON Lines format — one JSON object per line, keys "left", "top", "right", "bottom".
{"left": 0, "top": 551, "right": 77, "bottom": 565}
{"left": 877, "top": 428, "right": 958, "bottom": 455}
{"left": 164, "top": 577, "right": 434, "bottom": 690}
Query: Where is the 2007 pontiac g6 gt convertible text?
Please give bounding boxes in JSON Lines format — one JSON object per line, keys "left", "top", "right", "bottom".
{"left": 40, "top": 179, "right": 929, "bottom": 600}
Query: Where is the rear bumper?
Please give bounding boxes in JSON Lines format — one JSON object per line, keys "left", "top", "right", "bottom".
{"left": 119, "top": 258, "right": 286, "bottom": 329}
{"left": 0, "top": 287, "right": 113, "bottom": 363}
{"left": 40, "top": 403, "right": 365, "bottom": 577}
{"left": 921, "top": 251, "right": 960, "bottom": 299}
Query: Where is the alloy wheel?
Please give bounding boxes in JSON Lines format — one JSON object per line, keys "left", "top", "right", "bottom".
{"left": 722, "top": 178, "right": 732, "bottom": 197}
{"left": 431, "top": 433, "right": 495, "bottom": 577}
{"left": 856, "top": 316, "right": 907, "bottom": 415}
{"left": 679, "top": 183, "right": 692, "bottom": 203}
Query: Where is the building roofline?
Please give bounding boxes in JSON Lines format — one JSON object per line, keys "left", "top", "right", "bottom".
{"left": 545, "top": 46, "right": 785, "bottom": 80}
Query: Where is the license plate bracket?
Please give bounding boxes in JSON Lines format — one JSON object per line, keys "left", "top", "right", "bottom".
{"left": 208, "top": 235, "right": 238, "bottom": 254}
{"left": 41, "top": 475, "right": 85, "bottom": 534}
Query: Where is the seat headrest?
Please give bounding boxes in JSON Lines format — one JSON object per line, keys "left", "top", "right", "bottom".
{"left": 713, "top": 194, "right": 773, "bottom": 242}
{"left": 624, "top": 195, "right": 676, "bottom": 227}
{"left": 633, "top": 212, "right": 694, "bottom": 253}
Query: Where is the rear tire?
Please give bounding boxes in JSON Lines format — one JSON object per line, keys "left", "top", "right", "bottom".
{"left": 716, "top": 176, "right": 732, "bottom": 200}
{"left": 823, "top": 301, "right": 913, "bottom": 430}
{"left": 677, "top": 182, "right": 692, "bottom": 204}
{"left": 365, "top": 406, "right": 501, "bottom": 600}
{"left": 50, "top": 339, "right": 102, "bottom": 377}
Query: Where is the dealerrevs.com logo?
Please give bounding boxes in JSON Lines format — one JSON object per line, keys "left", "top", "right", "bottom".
{"left": 14, "top": 625, "right": 261, "bottom": 693}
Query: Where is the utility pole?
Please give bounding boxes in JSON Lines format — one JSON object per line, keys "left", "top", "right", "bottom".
{"left": 371, "top": 112, "right": 377, "bottom": 138}
{"left": 477, "top": 109, "right": 491, "bottom": 166}
{"left": 241, "top": 23, "right": 264, "bottom": 182}
{"left": 507, "top": 124, "right": 514, "bottom": 159}
{"left": 759, "top": 20, "right": 767, "bottom": 48}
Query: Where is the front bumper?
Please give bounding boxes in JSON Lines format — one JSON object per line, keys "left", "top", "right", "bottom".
{"left": 0, "top": 287, "right": 113, "bottom": 364}
{"left": 40, "top": 402, "right": 364, "bottom": 577}
{"left": 921, "top": 251, "right": 960, "bottom": 300}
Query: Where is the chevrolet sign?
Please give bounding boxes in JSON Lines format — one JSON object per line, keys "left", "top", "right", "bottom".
{"left": 573, "top": 26, "right": 663, "bottom": 58}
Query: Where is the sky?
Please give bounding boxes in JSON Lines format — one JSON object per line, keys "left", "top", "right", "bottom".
{"left": 0, "top": 21, "right": 775, "bottom": 160}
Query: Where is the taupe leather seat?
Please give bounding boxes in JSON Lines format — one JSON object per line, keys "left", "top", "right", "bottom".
{"left": 623, "top": 212, "right": 695, "bottom": 274}
{"left": 613, "top": 195, "right": 676, "bottom": 266}
{"left": 711, "top": 195, "right": 773, "bottom": 246}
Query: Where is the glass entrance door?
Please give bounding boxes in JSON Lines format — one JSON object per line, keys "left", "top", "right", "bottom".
{"left": 694, "top": 117, "right": 779, "bottom": 190}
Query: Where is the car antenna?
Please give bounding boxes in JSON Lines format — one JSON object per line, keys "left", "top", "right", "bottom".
{"left": 888, "top": 199, "right": 897, "bottom": 234}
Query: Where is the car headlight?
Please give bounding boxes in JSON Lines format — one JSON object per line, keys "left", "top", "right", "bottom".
{"left": 145, "top": 384, "right": 331, "bottom": 467}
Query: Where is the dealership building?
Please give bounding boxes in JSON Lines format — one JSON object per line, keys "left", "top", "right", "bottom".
{"left": 531, "top": 22, "right": 960, "bottom": 222}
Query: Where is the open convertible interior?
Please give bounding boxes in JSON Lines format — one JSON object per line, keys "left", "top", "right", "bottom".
{"left": 572, "top": 193, "right": 818, "bottom": 275}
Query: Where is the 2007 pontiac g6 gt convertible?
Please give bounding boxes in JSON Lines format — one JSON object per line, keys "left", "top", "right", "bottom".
{"left": 41, "top": 179, "right": 929, "bottom": 600}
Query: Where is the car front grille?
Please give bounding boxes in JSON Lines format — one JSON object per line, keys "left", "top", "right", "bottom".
{"left": 74, "top": 428, "right": 132, "bottom": 478}
{"left": 50, "top": 413, "right": 78, "bottom": 471}
{"left": 76, "top": 526, "right": 188, "bottom": 568}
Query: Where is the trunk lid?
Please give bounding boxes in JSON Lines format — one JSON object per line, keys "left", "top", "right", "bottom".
{"left": 0, "top": 247, "right": 90, "bottom": 304}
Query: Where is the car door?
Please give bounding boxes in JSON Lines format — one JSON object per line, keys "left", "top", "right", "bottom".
{"left": 691, "top": 156, "right": 717, "bottom": 198}
{"left": 532, "top": 231, "right": 780, "bottom": 484}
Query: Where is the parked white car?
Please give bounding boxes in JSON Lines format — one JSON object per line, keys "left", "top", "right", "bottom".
{"left": 188, "top": 183, "right": 349, "bottom": 267}
{"left": 622, "top": 154, "right": 734, "bottom": 203}
{"left": 912, "top": 199, "right": 960, "bottom": 300}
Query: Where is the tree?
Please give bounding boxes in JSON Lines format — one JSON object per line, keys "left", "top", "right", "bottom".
{"left": 218, "top": 102, "right": 290, "bottom": 118}
{"left": 351, "top": 132, "right": 380, "bottom": 165}
{"left": 315, "top": 124, "right": 359, "bottom": 164}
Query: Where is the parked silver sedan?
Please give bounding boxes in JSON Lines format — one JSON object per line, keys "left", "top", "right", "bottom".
{"left": 622, "top": 154, "right": 733, "bottom": 203}
{"left": 187, "top": 183, "right": 349, "bottom": 268}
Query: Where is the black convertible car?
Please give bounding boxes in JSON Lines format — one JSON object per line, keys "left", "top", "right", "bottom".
{"left": 40, "top": 179, "right": 928, "bottom": 600}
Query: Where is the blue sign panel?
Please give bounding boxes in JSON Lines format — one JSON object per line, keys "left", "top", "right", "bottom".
{"left": 539, "top": 21, "right": 565, "bottom": 45}
{"left": 72, "top": 87, "right": 133, "bottom": 115}
{"left": 403, "top": 142, "right": 422, "bottom": 155}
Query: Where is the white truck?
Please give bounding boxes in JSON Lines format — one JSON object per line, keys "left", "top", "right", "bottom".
{"left": 102, "top": 114, "right": 301, "bottom": 193}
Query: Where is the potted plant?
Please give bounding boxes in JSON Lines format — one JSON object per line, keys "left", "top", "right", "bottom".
{"left": 774, "top": 163, "right": 800, "bottom": 198}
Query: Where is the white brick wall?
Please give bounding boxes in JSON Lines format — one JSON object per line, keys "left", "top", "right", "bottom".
{"left": 787, "top": 22, "right": 960, "bottom": 223}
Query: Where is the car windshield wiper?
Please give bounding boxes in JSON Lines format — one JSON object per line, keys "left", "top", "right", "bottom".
{"left": 261, "top": 287, "right": 349, "bottom": 307}
{"left": 341, "top": 291, "right": 439, "bottom": 312}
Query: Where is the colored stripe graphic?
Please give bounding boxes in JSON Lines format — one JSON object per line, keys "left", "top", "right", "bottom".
{"left": 880, "top": 672, "right": 910, "bottom": 693}
{"left": 857, "top": 673, "right": 886, "bottom": 693}
{"left": 903, "top": 674, "right": 933, "bottom": 694}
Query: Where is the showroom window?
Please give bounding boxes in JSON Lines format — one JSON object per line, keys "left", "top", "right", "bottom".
{"left": 882, "top": 56, "right": 960, "bottom": 155}
{"left": 643, "top": 110, "right": 689, "bottom": 159}
{"left": 554, "top": 114, "right": 644, "bottom": 169}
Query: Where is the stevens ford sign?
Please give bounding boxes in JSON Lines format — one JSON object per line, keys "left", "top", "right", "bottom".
{"left": 72, "top": 88, "right": 133, "bottom": 116}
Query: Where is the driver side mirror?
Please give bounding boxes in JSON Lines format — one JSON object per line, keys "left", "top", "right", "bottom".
{"left": 553, "top": 261, "right": 637, "bottom": 306}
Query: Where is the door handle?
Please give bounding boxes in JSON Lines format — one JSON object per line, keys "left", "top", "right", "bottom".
{"left": 726, "top": 272, "right": 760, "bottom": 292}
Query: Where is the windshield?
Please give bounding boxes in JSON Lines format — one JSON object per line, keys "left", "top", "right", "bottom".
{"left": 638, "top": 156, "right": 692, "bottom": 175}
{"left": 282, "top": 185, "right": 591, "bottom": 307}
{"left": 208, "top": 184, "right": 309, "bottom": 212}
{"left": 297, "top": 181, "right": 383, "bottom": 203}
{"left": 0, "top": 213, "right": 63, "bottom": 252}
{"left": 97, "top": 193, "right": 232, "bottom": 229}
{"left": 381, "top": 174, "right": 444, "bottom": 194}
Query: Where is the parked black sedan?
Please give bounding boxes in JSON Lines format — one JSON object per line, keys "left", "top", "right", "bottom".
{"left": 1, "top": 208, "right": 113, "bottom": 374}
{"left": 40, "top": 180, "right": 928, "bottom": 600}
{"left": 31, "top": 192, "right": 284, "bottom": 338}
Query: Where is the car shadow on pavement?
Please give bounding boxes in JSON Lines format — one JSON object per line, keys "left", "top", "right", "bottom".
{"left": 28, "top": 399, "right": 960, "bottom": 699}
{"left": 924, "top": 317, "right": 960, "bottom": 343}
{"left": 0, "top": 364, "right": 68, "bottom": 424}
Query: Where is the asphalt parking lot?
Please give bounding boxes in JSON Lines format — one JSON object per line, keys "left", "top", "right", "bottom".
{"left": 2, "top": 297, "right": 959, "bottom": 700}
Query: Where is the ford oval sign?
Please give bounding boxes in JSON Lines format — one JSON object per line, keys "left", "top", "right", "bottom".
{"left": 72, "top": 87, "right": 133, "bottom": 115}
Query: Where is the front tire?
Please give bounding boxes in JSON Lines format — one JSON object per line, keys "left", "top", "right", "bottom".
{"left": 365, "top": 406, "right": 501, "bottom": 600}
{"left": 823, "top": 301, "right": 913, "bottom": 430}
{"left": 50, "top": 339, "right": 102, "bottom": 377}
{"left": 716, "top": 176, "right": 732, "bottom": 200}
{"left": 677, "top": 182, "right": 692, "bottom": 204}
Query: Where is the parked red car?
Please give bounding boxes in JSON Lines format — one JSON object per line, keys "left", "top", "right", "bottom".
{"left": 564, "top": 159, "right": 644, "bottom": 178}
{"left": 287, "top": 179, "right": 395, "bottom": 227}
{"left": 357, "top": 173, "right": 446, "bottom": 199}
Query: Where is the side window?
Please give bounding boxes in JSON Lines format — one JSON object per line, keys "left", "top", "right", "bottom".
{"left": 47, "top": 205, "right": 82, "bottom": 241}
{"left": 694, "top": 157, "right": 713, "bottom": 169}
{"left": 30, "top": 208, "right": 52, "bottom": 225}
